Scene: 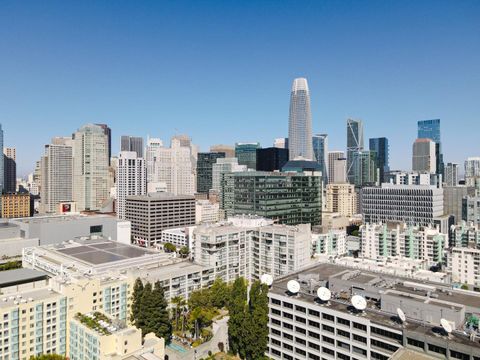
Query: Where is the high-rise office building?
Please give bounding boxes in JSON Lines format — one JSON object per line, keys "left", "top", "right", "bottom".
{"left": 211, "top": 157, "right": 247, "bottom": 193}
{"left": 40, "top": 138, "right": 74, "bottom": 214}
{"left": 196, "top": 152, "right": 226, "bottom": 193}
{"left": 221, "top": 171, "right": 322, "bottom": 225}
{"left": 256, "top": 147, "right": 289, "bottom": 172}
{"left": 369, "top": 137, "right": 389, "bottom": 183}
{"left": 73, "top": 124, "right": 109, "bottom": 211}
{"left": 346, "top": 118, "right": 364, "bottom": 183}
{"left": 418, "top": 119, "right": 444, "bottom": 176}
{"left": 3, "top": 147, "right": 16, "bottom": 193}
{"left": 116, "top": 151, "right": 146, "bottom": 219}
{"left": 210, "top": 144, "right": 235, "bottom": 158}
{"left": 445, "top": 162, "right": 459, "bottom": 186}
{"left": 362, "top": 183, "right": 444, "bottom": 227}
{"left": 412, "top": 138, "right": 436, "bottom": 173}
{"left": 1, "top": 193, "right": 32, "bottom": 218}
{"left": 0, "top": 124, "right": 3, "bottom": 194}
{"left": 312, "top": 134, "right": 328, "bottom": 184}
{"left": 235, "top": 142, "right": 261, "bottom": 169}
{"left": 288, "top": 78, "right": 314, "bottom": 160}
{"left": 352, "top": 150, "right": 378, "bottom": 187}
{"left": 155, "top": 136, "right": 197, "bottom": 196}
{"left": 465, "top": 157, "right": 480, "bottom": 187}
{"left": 121, "top": 135, "right": 144, "bottom": 158}
{"left": 145, "top": 137, "right": 163, "bottom": 183}
{"left": 95, "top": 124, "right": 112, "bottom": 165}
{"left": 328, "top": 151, "right": 346, "bottom": 184}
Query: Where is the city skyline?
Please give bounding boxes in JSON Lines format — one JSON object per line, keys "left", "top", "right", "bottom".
{"left": 1, "top": 1, "right": 479, "bottom": 176}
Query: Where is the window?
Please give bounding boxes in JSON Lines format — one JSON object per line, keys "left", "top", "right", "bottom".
{"left": 296, "top": 316, "right": 306, "bottom": 324}
{"left": 371, "top": 339, "right": 399, "bottom": 353}
{"left": 427, "top": 344, "right": 446, "bottom": 355}
{"left": 322, "top": 335, "right": 334, "bottom": 345}
{"left": 308, "top": 320, "right": 320, "bottom": 328}
{"left": 407, "top": 338, "right": 424, "bottom": 349}
{"left": 295, "top": 348, "right": 306, "bottom": 356}
{"left": 337, "top": 340, "right": 350, "bottom": 350}
{"left": 308, "top": 331, "right": 320, "bottom": 339}
{"left": 322, "top": 313, "right": 334, "bottom": 322}
{"left": 308, "top": 342, "right": 320, "bottom": 351}
{"left": 283, "top": 302, "right": 293, "bottom": 309}
{"left": 337, "top": 317, "right": 350, "bottom": 327}
{"left": 352, "top": 346, "right": 367, "bottom": 356}
{"left": 295, "top": 305, "right": 306, "bottom": 313}
{"left": 295, "top": 326, "right": 306, "bottom": 334}
{"left": 353, "top": 334, "right": 367, "bottom": 344}
{"left": 322, "top": 347, "right": 334, "bottom": 356}
{"left": 353, "top": 322, "right": 367, "bottom": 331}
{"left": 371, "top": 327, "right": 402, "bottom": 342}
{"left": 271, "top": 298, "right": 281, "bottom": 305}
{"left": 295, "top": 337, "right": 306, "bottom": 345}
{"left": 308, "top": 309, "right": 320, "bottom": 317}
{"left": 337, "top": 329, "right": 350, "bottom": 338}
{"left": 338, "top": 353, "right": 350, "bottom": 360}
{"left": 450, "top": 350, "right": 470, "bottom": 360}
{"left": 371, "top": 351, "right": 389, "bottom": 360}
{"left": 322, "top": 324, "right": 334, "bottom": 333}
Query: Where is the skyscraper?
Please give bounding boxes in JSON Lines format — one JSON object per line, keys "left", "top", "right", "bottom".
{"left": 0, "top": 124, "right": 3, "bottom": 194}
{"left": 145, "top": 138, "right": 163, "bottom": 184}
{"left": 73, "top": 124, "right": 109, "bottom": 211}
{"left": 288, "top": 78, "right": 314, "bottom": 160}
{"left": 116, "top": 151, "right": 146, "bottom": 219}
{"left": 235, "top": 142, "right": 261, "bottom": 169}
{"left": 95, "top": 124, "right": 112, "bottom": 165}
{"left": 196, "top": 152, "right": 226, "bottom": 193}
{"left": 346, "top": 118, "right": 364, "bottom": 183}
{"left": 418, "top": 119, "right": 444, "bottom": 176}
{"left": 412, "top": 138, "right": 436, "bottom": 174}
{"left": 312, "top": 134, "right": 328, "bottom": 184}
{"left": 328, "top": 151, "right": 346, "bottom": 184}
{"left": 256, "top": 147, "right": 289, "bottom": 172}
{"left": 352, "top": 150, "right": 378, "bottom": 187}
{"left": 369, "top": 137, "right": 389, "bottom": 183}
{"left": 40, "top": 138, "right": 73, "bottom": 214}
{"left": 445, "top": 162, "right": 459, "bottom": 186}
{"left": 3, "top": 147, "right": 16, "bottom": 193}
{"left": 121, "top": 135, "right": 144, "bottom": 158}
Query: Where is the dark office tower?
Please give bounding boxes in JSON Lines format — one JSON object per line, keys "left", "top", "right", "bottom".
{"left": 256, "top": 147, "right": 289, "bottom": 172}
{"left": 196, "top": 152, "right": 226, "bottom": 193}
{"left": 369, "top": 137, "right": 389, "bottom": 183}
{"left": 235, "top": 142, "right": 261, "bottom": 169}
{"left": 312, "top": 134, "right": 328, "bottom": 184}
{"left": 418, "top": 119, "right": 444, "bottom": 177}
{"left": 346, "top": 118, "right": 364, "bottom": 184}
{"left": 121, "top": 136, "right": 144, "bottom": 158}
{"left": 3, "top": 147, "right": 16, "bottom": 193}
{"left": 95, "top": 124, "right": 112, "bottom": 165}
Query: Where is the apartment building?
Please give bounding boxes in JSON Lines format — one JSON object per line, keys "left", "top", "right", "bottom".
{"left": 312, "top": 229, "right": 347, "bottom": 257}
{"left": 325, "top": 183, "right": 357, "bottom": 217}
{"left": 1, "top": 193, "right": 32, "bottom": 218}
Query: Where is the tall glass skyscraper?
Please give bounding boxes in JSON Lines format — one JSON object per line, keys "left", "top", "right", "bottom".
{"left": 418, "top": 119, "right": 443, "bottom": 177}
{"left": 369, "top": 137, "right": 389, "bottom": 183}
{"left": 235, "top": 142, "right": 261, "bottom": 169}
{"left": 346, "top": 118, "right": 364, "bottom": 184}
{"left": 312, "top": 134, "right": 328, "bottom": 184}
{"left": 288, "top": 78, "right": 314, "bottom": 160}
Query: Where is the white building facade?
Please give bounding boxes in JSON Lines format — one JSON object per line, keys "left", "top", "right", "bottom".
{"left": 115, "top": 151, "right": 146, "bottom": 219}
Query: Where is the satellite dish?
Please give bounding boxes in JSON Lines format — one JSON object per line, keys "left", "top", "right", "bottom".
{"left": 351, "top": 295, "right": 367, "bottom": 311}
{"left": 397, "top": 308, "right": 406, "bottom": 323}
{"left": 317, "top": 287, "right": 331, "bottom": 302}
{"left": 440, "top": 318, "right": 452, "bottom": 334}
{"left": 287, "top": 280, "right": 300, "bottom": 294}
{"left": 260, "top": 274, "right": 273, "bottom": 287}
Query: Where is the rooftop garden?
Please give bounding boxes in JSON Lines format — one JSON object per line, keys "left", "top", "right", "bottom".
{"left": 75, "top": 311, "right": 114, "bottom": 335}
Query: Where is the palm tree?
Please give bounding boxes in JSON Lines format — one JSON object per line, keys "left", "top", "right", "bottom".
{"left": 171, "top": 295, "right": 186, "bottom": 331}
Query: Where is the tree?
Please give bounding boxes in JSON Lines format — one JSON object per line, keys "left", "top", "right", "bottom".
{"left": 227, "top": 277, "right": 247, "bottom": 357}
{"left": 461, "top": 283, "right": 469, "bottom": 290}
{"left": 29, "top": 355, "right": 67, "bottom": 360}
{"left": 210, "top": 277, "right": 230, "bottom": 309}
{"left": 244, "top": 281, "right": 269, "bottom": 360}
{"left": 138, "top": 282, "right": 153, "bottom": 335}
{"left": 171, "top": 295, "right": 187, "bottom": 332}
{"left": 179, "top": 246, "right": 190, "bottom": 258}
{"left": 130, "top": 278, "right": 144, "bottom": 325}
{"left": 150, "top": 281, "right": 172, "bottom": 342}
{"left": 164, "top": 243, "right": 177, "bottom": 253}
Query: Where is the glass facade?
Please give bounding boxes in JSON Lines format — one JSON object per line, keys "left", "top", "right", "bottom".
{"left": 235, "top": 143, "right": 261, "bottom": 169}
{"left": 369, "top": 137, "right": 389, "bottom": 183}
{"left": 312, "top": 134, "right": 328, "bottom": 184}
{"left": 346, "top": 119, "right": 364, "bottom": 184}
{"left": 196, "top": 152, "right": 226, "bottom": 193}
{"left": 418, "top": 119, "right": 444, "bottom": 176}
{"left": 288, "top": 78, "right": 314, "bottom": 160}
{"left": 256, "top": 147, "right": 289, "bottom": 172}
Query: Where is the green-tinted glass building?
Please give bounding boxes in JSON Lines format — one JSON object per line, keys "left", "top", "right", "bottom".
{"left": 235, "top": 142, "right": 261, "bottom": 169}
{"left": 221, "top": 171, "right": 322, "bottom": 225}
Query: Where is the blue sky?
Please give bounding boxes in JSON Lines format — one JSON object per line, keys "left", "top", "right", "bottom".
{"left": 1, "top": 1, "right": 479, "bottom": 175}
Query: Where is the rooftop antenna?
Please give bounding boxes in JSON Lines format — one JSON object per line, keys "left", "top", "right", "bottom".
{"left": 440, "top": 318, "right": 453, "bottom": 336}
{"left": 351, "top": 295, "right": 367, "bottom": 312}
{"left": 287, "top": 280, "right": 300, "bottom": 295}
{"left": 317, "top": 287, "right": 331, "bottom": 303}
{"left": 260, "top": 274, "right": 273, "bottom": 287}
{"left": 397, "top": 308, "right": 406, "bottom": 324}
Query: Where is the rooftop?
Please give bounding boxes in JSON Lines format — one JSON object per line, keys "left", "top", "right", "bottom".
{"left": 0, "top": 268, "right": 49, "bottom": 288}
{"left": 11, "top": 213, "right": 120, "bottom": 225}
{"left": 75, "top": 311, "right": 127, "bottom": 335}
{"left": 126, "top": 192, "right": 195, "bottom": 201}
{"left": 0, "top": 287, "right": 61, "bottom": 309}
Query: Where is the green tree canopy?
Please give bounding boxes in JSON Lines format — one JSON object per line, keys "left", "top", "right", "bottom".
{"left": 163, "top": 243, "right": 177, "bottom": 253}
{"left": 29, "top": 355, "right": 67, "bottom": 360}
